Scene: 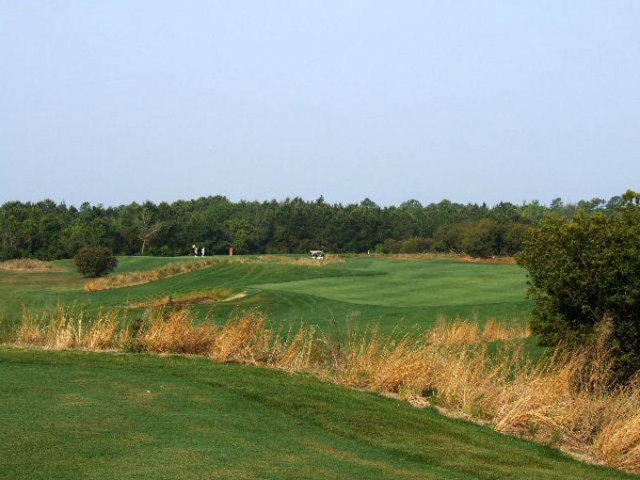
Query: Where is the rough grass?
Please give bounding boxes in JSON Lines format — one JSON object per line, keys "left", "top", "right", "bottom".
{"left": 0, "top": 258, "right": 63, "bottom": 272}
{"left": 6, "top": 306, "right": 640, "bottom": 474}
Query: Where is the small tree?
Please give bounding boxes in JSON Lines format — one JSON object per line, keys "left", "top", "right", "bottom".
{"left": 516, "top": 190, "right": 640, "bottom": 382}
{"left": 136, "top": 207, "right": 164, "bottom": 255}
{"left": 74, "top": 246, "right": 117, "bottom": 277}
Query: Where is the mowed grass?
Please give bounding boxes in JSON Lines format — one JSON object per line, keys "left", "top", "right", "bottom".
{"left": 259, "top": 258, "right": 526, "bottom": 307}
{"left": 1, "top": 348, "right": 635, "bottom": 480}
{"left": 0, "top": 255, "right": 531, "bottom": 335}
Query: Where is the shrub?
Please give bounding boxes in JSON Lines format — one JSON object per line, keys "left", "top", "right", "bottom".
{"left": 382, "top": 238, "right": 402, "bottom": 254}
{"left": 400, "top": 237, "right": 434, "bottom": 253}
{"left": 434, "top": 220, "right": 500, "bottom": 257}
{"left": 381, "top": 237, "right": 434, "bottom": 254}
{"left": 500, "top": 221, "right": 530, "bottom": 256}
{"left": 517, "top": 190, "right": 640, "bottom": 382}
{"left": 434, "top": 222, "right": 466, "bottom": 252}
{"left": 459, "top": 219, "right": 500, "bottom": 257}
{"left": 434, "top": 221, "right": 529, "bottom": 257}
{"left": 74, "top": 246, "right": 118, "bottom": 277}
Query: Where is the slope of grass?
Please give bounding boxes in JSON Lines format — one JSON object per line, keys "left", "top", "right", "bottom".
{"left": 1, "top": 348, "right": 635, "bottom": 480}
{"left": 0, "top": 256, "right": 215, "bottom": 326}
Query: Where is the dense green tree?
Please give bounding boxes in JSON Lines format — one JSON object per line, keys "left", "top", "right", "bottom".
{"left": 74, "top": 246, "right": 118, "bottom": 277}
{"left": 517, "top": 191, "right": 640, "bottom": 381}
{"left": 499, "top": 222, "right": 530, "bottom": 256}
{"left": 459, "top": 219, "right": 500, "bottom": 257}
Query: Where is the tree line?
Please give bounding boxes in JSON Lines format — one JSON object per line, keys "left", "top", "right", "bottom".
{"left": 0, "top": 195, "right": 624, "bottom": 260}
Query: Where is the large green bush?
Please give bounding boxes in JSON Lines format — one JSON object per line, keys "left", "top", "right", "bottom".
{"left": 517, "top": 191, "right": 640, "bottom": 381}
{"left": 74, "top": 246, "right": 118, "bottom": 278}
{"left": 379, "top": 237, "right": 434, "bottom": 254}
{"left": 433, "top": 220, "right": 529, "bottom": 257}
{"left": 459, "top": 219, "right": 500, "bottom": 257}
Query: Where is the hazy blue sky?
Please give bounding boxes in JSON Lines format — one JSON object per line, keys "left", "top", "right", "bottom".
{"left": 1, "top": 1, "right": 639, "bottom": 206}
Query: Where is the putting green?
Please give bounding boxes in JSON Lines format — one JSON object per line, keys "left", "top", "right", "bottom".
{"left": 257, "top": 258, "right": 527, "bottom": 307}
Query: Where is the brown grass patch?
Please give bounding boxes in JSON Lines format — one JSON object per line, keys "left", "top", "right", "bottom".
{"left": 6, "top": 308, "right": 640, "bottom": 474}
{"left": 258, "top": 255, "right": 345, "bottom": 266}
{"left": 134, "top": 308, "right": 217, "bottom": 354}
{"left": 457, "top": 254, "right": 517, "bottom": 265}
{"left": 129, "top": 288, "right": 245, "bottom": 308}
{"left": 84, "top": 258, "right": 225, "bottom": 291}
{"left": 427, "top": 316, "right": 530, "bottom": 345}
{"left": 0, "top": 258, "right": 64, "bottom": 272}
{"left": 85, "top": 255, "right": 342, "bottom": 292}
{"left": 14, "top": 306, "right": 126, "bottom": 350}
{"left": 375, "top": 253, "right": 516, "bottom": 264}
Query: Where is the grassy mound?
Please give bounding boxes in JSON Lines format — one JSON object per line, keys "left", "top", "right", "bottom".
{"left": 6, "top": 307, "right": 640, "bottom": 472}
{"left": 0, "top": 258, "right": 62, "bottom": 272}
{"left": 1, "top": 348, "right": 635, "bottom": 480}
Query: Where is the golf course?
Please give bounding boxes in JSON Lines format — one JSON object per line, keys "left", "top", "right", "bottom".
{"left": 1, "top": 255, "right": 637, "bottom": 479}
{"left": 0, "top": 255, "right": 530, "bottom": 333}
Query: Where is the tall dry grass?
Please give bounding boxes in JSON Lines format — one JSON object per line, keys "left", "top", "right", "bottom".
{"left": 5, "top": 307, "right": 640, "bottom": 473}
{"left": 427, "top": 316, "right": 530, "bottom": 345}
{"left": 134, "top": 308, "right": 217, "bottom": 354}
{"left": 14, "top": 306, "right": 126, "bottom": 350}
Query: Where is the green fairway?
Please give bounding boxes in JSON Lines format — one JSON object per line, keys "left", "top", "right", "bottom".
{"left": 0, "top": 255, "right": 531, "bottom": 335}
{"left": 259, "top": 258, "right": 526, "bottom": 307}
{"left": 1, "top": 348, "right": 635, "bottom": 480}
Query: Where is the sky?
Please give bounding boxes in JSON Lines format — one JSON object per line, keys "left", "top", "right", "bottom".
{"left": 1, "top": 1, "right": 639, "bottom": 207}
